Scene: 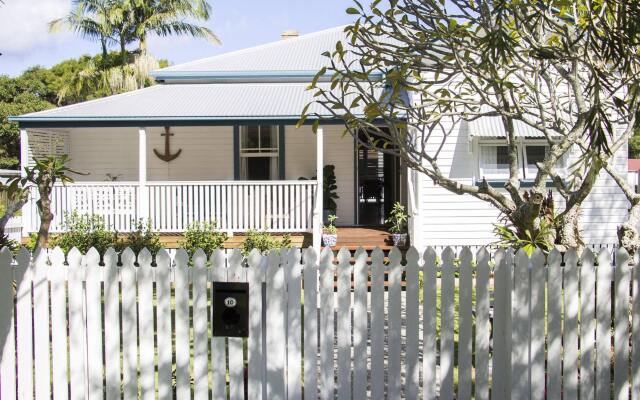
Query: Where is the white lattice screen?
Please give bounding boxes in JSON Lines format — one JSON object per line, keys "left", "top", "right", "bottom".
{"left": 27, "top": 131, "right": 69, "bottom": 166}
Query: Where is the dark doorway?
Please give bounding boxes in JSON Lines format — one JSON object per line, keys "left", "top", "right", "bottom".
{"left": 356, "top": 144, "right": 401, "bottom": 226}
{"left": 245, "top": 157, "right": 271, "bottom": 180}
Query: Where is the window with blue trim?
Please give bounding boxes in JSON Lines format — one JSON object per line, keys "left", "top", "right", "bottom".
{"left": 239, "top": 125, "right": 279, "bottom": 180}
{"left": 478, "top": 142, "right": 551, "bottom": 181}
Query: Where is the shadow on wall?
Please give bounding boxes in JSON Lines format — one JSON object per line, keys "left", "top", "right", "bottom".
{"left": 448, "top": 120, "right": 475, "bottom": 180}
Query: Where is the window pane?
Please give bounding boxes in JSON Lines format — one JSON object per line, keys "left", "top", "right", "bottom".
{"left": 526, "top": 145, "right": 547, "bottom": 167}
{"left": 246, "top": 157, "right": 272, "bottom": 180}
{"left": 261, "top": 125, "right": 275, "bottom": 148}
{"left": 496, "top": 146, "right": 510, "bottom": 166}
{"left": 244, "top": 126, "right": 260, "bottom": 149}
{"left": 480, "top": 145, "right": 510, "bottom": 178}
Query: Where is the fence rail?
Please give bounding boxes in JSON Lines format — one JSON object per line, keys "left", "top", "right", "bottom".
{"left": 24, "top": 180, "right": 317, "bottom": 234}
{"left": 0, "top": 245, "right": 638, "bottom": 399}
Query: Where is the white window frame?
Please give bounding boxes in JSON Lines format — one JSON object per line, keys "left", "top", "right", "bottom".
{"left": 240, "top": 125, "right": 279, "bottom": 156}
{"left": 522, "top": 141, "right": 550, "bottom": 180}
{"left": 477, "top": 141, "right": 522, "bottom": 180}
{"left": 239, "top": 125, "right": 279, "bottom": 180}
{"left": 476, "top": 139, "right": 559, "bottom": 181}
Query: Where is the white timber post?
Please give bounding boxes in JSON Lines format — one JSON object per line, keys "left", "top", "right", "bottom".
{"left": 313, "top": 127, "right": 324, "bottom": 249}
{"left": 138, "top": 128, "right": 149, "bottom": 223}
{"left": 19, "top": 129, "right": 31, "bottom": 234}
{"left": 407, "top": 169, "right": 422, "bottom": 249}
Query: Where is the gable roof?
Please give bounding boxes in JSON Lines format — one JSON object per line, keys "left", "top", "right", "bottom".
{"left": 12, "top": 82, "right": 379, "bottom": 127}
{"left": 154, "top": 26, "right": 351, "bottom": 80}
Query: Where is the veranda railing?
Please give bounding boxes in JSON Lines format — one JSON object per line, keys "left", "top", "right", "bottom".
{"left": 24, "top": 180, "right": 317, "bottom": 234}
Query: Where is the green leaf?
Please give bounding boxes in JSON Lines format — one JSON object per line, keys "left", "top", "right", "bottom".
{"left": 346, "top": 7, "right": 360, "bottom": 15}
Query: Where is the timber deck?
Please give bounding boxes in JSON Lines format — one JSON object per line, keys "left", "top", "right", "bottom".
{"left": 23, "top": 227, "right": 401, "bottom": 250}
{"left": 157, "top": 226, "right": 398, "bottom": 250}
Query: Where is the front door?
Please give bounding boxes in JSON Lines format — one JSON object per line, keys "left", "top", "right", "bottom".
{"left": 356, "top": 146, "right": 401, "bottom": 225}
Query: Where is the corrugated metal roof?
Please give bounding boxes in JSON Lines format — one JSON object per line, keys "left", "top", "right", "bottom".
{"left": 13, "top": 82, "right": 378, "bottom": 122}
{"left": 157, "top": 26, "right": 353, "bottom": 74}
{"left": 469, "top": 116, "right": 545, "bottom": 138}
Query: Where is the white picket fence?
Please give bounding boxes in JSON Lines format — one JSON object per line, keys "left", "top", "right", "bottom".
{"left": 23, "top": 180, "right": 317, "bottom": 234}
{"left": 0, "top": 245, "right": 638, "bottom": 399}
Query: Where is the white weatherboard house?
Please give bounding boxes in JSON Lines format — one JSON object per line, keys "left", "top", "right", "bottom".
{"left": 11, "top": 26, "right": 629, "bottom": 246}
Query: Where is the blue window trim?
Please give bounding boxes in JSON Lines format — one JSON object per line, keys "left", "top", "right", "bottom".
{"left": 233, "top": 125, "right": 240, "bottom": 180}
{"left": 474, "top": 179, "right": 556, "bottom": 188}
{"left": 278, "top": 125, "right": 285, "bottom": 179}
{"left": 11, "top": 117, "right": 356, "bottom": 129}
{"left": 150, "top": 70, "right": 385, "bottom": 83}
{"left": 235, "top": 124, "right": 285, "bottom": 180}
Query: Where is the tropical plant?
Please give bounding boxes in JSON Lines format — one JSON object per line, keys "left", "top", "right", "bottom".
{"left": 50, "top": 211, "right": 118, "bottom": 254}
{"left": 122, "top": 0, "right": 220, "bottom": 55}
{"left": 241, "top": 230, "right": 292, "bottom": 256}
{"left": 301, "top": 0, "right": 639, "bottom": 252}
{"left": 323, "top": 214, "right": 338, "bottom": 235}
{"left": 385, "top": 202, "right": 407, "bottom": 234}
{"left": 9, "top": 155, "right": 82, "bottom": 251}
{"left": 179, "top": 221, "right": 228, "bottom": 257}
{"left": 49, "top": 0, "right": 121, "bottom": 59}
{"left": 323, "top": 165, "right": 339, "bottom": 213}
{"left": 494, "top": 219, "right": 555, "bottom": 257}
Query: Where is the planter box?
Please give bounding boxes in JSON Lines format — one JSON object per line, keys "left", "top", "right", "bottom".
{"left": 322, "top": 233, "right": 338, "bottom": 247}
{"left": 391, "top": 233, "right": 408, "bottom": 247}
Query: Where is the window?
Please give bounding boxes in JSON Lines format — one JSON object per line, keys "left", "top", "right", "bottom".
{"left": 479, "top": 145, "right": 511, "bottom": 179}
{"left": 524, "top": 145, "right": 548, "bottom": 178}
{"left": 239, "top": 125, "right": 279, "bottom": 180}
{"left": 478, "top": 143, "right": 551, "bottom": 181}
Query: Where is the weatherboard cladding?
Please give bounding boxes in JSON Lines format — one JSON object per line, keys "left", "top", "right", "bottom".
{"left": 15, "top": 83, "right": 378, "bottom": 121}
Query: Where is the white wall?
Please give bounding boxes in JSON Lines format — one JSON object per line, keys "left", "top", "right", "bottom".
{"left": 414, "top": 120, "right": 629, "bottom": 246}
{"left": 286, "top": 125, "right": 356, "bottom": 225}
{"left": 67, "top": 126, "right": 234, "bottom": 181}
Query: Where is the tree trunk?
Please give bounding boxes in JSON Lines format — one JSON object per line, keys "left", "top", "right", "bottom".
{"left": 35, "top": 184, "right": 53, "bottom": 251}
{"left": 0, "top": 197, "right": 27, "bottom": 237}
{"left": 139, "top": 35, "right": 147, "bottom": 55}
{"left": 618, "top": 201, "right": 640, "bottom": 257}
{"left": 101, "top": 37, "right": 108, "bottom": 60}
{"left": 555, "top": 206, "right": 584, "bottom": 252}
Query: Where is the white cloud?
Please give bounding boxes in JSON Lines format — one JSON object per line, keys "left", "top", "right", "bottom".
{"left": 0, "top": 0, "right": 72, "bottom": 55}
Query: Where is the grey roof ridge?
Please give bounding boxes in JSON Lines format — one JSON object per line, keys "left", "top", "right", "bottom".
{"left": 157, "top": 25, "right": 348, "bottom": 73}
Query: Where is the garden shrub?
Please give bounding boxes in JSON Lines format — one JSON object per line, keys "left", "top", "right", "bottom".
{"left": 179, "top": 221, "right": 228, "bottom": 257}
{"left": 120, "top": 219, "right": 161, "bottom": 255}
{"left": 241, "top": 230, "right": 292, "bottom": 256}
{"left": 50, "top": 211, "right": 117, "bottom": 254}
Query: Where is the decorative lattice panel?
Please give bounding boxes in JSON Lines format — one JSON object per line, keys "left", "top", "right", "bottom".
{"left": 27, "top": 131, "right": 69, "bottom": 166}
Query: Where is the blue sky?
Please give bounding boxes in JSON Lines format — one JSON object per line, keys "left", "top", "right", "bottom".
{"left": 0, "top": 0, "right": 355, "bottom": 77}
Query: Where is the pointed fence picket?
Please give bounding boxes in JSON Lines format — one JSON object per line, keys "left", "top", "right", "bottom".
{"left": 1, "top": 244, "right": 640, "bottom": 400}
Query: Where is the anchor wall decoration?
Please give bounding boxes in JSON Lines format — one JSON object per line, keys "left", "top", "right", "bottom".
{"left": 154, "top": 126, "right": 182, "bottom": 162}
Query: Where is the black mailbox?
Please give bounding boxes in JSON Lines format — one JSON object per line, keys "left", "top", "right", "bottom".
{"left": 212, "top": 282, "right": 249, "bottom": 337}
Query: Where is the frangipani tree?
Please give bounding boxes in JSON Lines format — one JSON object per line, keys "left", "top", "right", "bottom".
{"left": 301, "top": 0, "right": 638, "bottom": 250}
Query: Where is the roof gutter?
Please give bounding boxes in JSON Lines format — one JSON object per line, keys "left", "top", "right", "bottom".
{"left": 9, "top": 115, "right": 351, "bottom": 128}
{"left": 151, "top": 70, "right": 385, "bottom": 83}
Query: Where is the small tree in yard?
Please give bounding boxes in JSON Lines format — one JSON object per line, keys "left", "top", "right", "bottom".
{"left": 0, "top": 184, "right": 28, "bottom": 249}
{"left": 10, "top": 155, "right": 81, "bottom": 251}
{"left": 301, "top": 0, "right": 639, "bottom": 251}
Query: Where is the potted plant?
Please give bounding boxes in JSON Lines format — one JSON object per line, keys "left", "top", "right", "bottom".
{"left": 385, "top": 202, "right": 408, "bottom": 246}
{"left": 322, "top": 214, "right": 338, "bottom": 247}
{"left": 323, "top": 165, "right": 339, "bottom": 222}
{"left": 298, "top": 164, "right": 339, "bottom": 223}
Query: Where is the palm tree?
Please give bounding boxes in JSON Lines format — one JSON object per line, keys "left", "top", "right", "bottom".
{"left": 49, "top": 0, "right": 123, "bottom": 60}
{"left": 122, "top": 0, "right": 220, "bottom": 55}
